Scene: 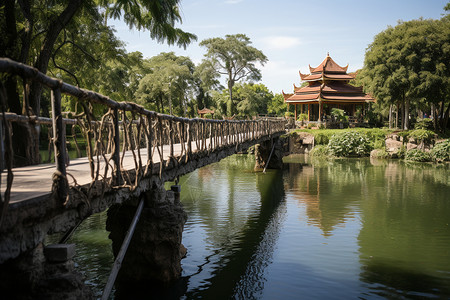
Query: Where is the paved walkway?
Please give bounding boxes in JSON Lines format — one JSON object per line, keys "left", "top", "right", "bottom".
{"left": 1, "top": 141, "right": 190, "bottom": 204}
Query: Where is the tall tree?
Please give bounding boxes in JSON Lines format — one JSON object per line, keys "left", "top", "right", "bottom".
{"left": 235, "top": 83, "right": 272, "bottom": 118}
{"left": 1, "top": 0, "right": 197, "bottom": 165}
{"left": 199, "top": 34, "right": 267, "bottom": 117}
{"left": 135, "top": 52, "right": 195, "bottom": 116}
{"left": 361, "top": 16, "right": 450, "bottom": 131}
{"left": 193, "top": 59, "right": 223, "bottom": 112}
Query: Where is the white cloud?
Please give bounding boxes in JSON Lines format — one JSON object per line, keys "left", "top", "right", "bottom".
{"left": 261, "top": 36, "right": 302, "bottom": 50}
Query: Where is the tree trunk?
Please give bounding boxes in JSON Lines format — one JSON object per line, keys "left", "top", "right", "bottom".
{"left": 18, "top": 0, "right": 33, "bottom": 65}
{"left": 168, "top": 89, "right": 173, "bottom": 115}
{"left": 182, "top": 95, "right": 187, "bottom": 117}
{"left": 431, "top": 102, "right": 437, "bottom": 130}
{"left": 157, "top": 95, "right": 162, "bottom": 113}
{"left": 388, "top": 104, "right": 393, "bottom": 129}
{"left": 227, "top": 78, "right": 234, "bottom": 117}
{"left": 438, "top": 101, "right": 450, "bottom": 132}
{"left": 23, "top": 0, "right": 83, "bottom": 165}
{"left": 404, "top": 97, "right": 410, "bottom": 130}
{"left": 29, "top": 0, "right": 83, "bottom": 116}
{"left": 442, "top": 102, "right": 450, "bottom": 131}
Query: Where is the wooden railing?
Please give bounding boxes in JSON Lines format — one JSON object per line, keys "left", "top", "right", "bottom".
{"left": 0, "top": 58, "right": 286, "bottom": 211}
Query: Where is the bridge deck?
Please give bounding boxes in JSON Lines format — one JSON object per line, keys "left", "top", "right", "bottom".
{"left": 1, "top": 139, "right": 205, "bottom": 204}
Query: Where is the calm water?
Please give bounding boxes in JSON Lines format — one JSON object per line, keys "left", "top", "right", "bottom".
{"left": 68, "top": 154, "right": 450, "bottom": 299}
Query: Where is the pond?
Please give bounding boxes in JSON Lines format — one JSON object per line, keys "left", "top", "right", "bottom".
{"left": 68, "top": 154, "right": 450, "bottom": 299}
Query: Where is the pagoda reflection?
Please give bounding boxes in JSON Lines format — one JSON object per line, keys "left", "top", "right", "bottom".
{"left": 283, "top": 157, "right": 367, "bottom": 237}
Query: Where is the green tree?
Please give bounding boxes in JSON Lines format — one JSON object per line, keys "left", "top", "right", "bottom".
{"left": 199, "top": 34, "right": 267, "bottom": 117}
{"left": 135, "top": 52, "right": 195, "bottom": 116}
{"left": 267, "top": 93, "right": 287, "bottom": 116}
{"left": 361, "top": 15, "right": 450, "bottom": 131}
{"left": 235, "top": 83, "right": 272, "bottom": 118}
{"left": 193, "top": 59, "right": 223, "bottom": 113}
{"left": 0, "top": 0, "right": 197, "bottom": 164}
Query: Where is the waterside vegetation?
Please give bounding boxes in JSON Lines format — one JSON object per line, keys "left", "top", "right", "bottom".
{"left": 297, "top": 128, "right": 450, "bottom": 163}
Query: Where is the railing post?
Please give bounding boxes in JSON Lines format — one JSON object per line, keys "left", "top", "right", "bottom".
{"left": 113, "top": 108, "right": 121, "bottom": 185}
{"left": 51, "top": 88, "right": 67, "bottom": 175}
{"left": 169, "top": 119, "right": 174, "bottom": 160}
{"left": 209, "top": 122, "right": 213, "bottom": 151}
{"left": 51, "top": 87, "right": 68, "bottom": 203}
{"left": 186, "top": 120, "right": 192, "bottom": 162}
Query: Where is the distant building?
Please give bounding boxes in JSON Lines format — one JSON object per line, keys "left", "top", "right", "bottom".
{"left": 197, "top": 108, "right": 215, "bottom": 119}
{"left": 283, "top": 54, "right": 375, "bottom": 122}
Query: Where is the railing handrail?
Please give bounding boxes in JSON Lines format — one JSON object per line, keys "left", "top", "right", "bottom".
{"left": 0, "top": 57, "right": 286, "bottom": 210}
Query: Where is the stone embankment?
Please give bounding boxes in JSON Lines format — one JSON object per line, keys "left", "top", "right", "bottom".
{"left": 285, "top": 132, "right": 315, "bottom": 154}
{"left": 383, "top": 133, "right": 440, "bottom": 158}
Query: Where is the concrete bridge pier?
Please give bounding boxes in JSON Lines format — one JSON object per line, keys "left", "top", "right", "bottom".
{"left": 0, "top": 242, "right": 93, "bottom": 299}
{"left": 254, "top": 137, "right": 286, "bottom": 171}
{"left": 106, "top": 183, "right": 187, "bottom": 298}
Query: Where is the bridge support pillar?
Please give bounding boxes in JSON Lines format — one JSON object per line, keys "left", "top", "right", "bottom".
{"left": 254, "top": 137, "right": 285, "bottom": 171}
{"left": 106, "top": 184, "right": 187, "bottom": 298}
{"left": 0, "top": 242, "right": 93, "bottom": 299}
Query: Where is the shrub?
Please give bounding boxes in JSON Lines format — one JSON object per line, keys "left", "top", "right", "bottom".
{"left": 298, "top": 113, "right": 308, "bottom": 122}
{"left": 330, "top": 108, "right": 348, "bottom": 122}
{"left": 365, "top": 128, "right": 386, "bottom": 149}
{"left": 397, "top": 131, "right": 410, "bottom": 144}
{"left": 373, "top": 139, "right": 385, "bottom": 150}
{"left": 307, "top": 123, "right": 314, "bottom": 129}
{"left": 314, "top": 132, "right": 329, "bottom": 145}
{"left": 285, "top": 112, "right": 294, "bottom": 118}
{"left": 397, "top": 145, "right": 407, "bottom": 159}
{"left": 405, "top": 149, "right": 431, "bottom": 162}
{"left": 371, "top": 148, "right": 389, "bottom": 159}
{"left": 318, "top": 123, "right": 325, "bottom": 130}
{"left": 408, "top": 129, "right": 434, "bottom": 144}
{"left": 414, "top": 118, "right": 434, "bottom": 130}
{"left": 430, "top": 139, "right": 450, "bottom": 162}
{"left": 328, "top": 131, "right": 372, "bottom": 157}
{"left": 310, "top": 145, "right": 330, "bottom": 157}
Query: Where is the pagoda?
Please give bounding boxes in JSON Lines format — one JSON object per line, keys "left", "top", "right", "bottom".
{"left": 283, "top": 54, "right": 374, "bottom": 122}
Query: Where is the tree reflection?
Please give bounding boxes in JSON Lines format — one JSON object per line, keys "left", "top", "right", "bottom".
{"left": 358, "top": 161, "right": 450, "bottom": 298}
{"left": 179, "top": 154, "right": 286, "bottom": 299}
{"left": 283, "top": 157, "right": 370, "bottom": 236}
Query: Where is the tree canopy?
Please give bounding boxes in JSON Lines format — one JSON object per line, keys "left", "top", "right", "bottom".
{"left": 136, "top": 52, "right": 195, "bottom": 116}
{"left": 199, "top": 34, "right": 267, "bottom": 117}
{"left": 361, "top": 13, "right": 450, "bottom": 130}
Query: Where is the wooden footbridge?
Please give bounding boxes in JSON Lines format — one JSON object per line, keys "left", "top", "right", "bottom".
{"left": 0, "top": 58, "right": 286, "bottom": 296}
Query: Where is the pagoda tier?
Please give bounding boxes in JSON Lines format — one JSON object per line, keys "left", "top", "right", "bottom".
{"left": 300, "top": 55, "right": 354, "bottom": 81}
{"left": 283, "top": 54, "right": 375, "bottom": 121}
{"left": 285, "top": 82, "right": 373, "bottom": 104}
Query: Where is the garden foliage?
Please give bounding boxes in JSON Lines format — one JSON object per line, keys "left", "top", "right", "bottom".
{"left": 309, "top": 145, "right": 329, "bottom": 157}
{"left": 430, "top": 139, "right": 450, "bottom": 162}
{"left": 405, "top": 149, "right": 432, "bottom": 162}
{"left": 328, "top": 132, "right": 372, "bottom": 157}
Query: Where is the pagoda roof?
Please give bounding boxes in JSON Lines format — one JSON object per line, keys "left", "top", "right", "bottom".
{"left": 285, "top": 82, "right": 375, "bottom": 104}
{"left": 198, "top": 108, "right": 214, "bottom": 114}
{"left": 285, "top": 54, "right": 375, "bottom": 104}
{"left": 282, "top": 91, "right": 294, "bottom": 100}
{"left": 309, "top": 54, "right": 348, "bottom": 74}
{"left": 298, "top": 54, "right": 356, "bottom": 82}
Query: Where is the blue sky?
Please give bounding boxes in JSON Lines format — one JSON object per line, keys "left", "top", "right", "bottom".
{"left": 109, "top": 0, "right": 448, "bottom": 94}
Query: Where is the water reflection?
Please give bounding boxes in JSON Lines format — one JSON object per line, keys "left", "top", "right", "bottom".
{"left": 180, "top": 155, "right": 286, "bottom": 299}
{"left": 63, "top": 154, "right": 450, "bottom": 299}
{"left": 283, "top": 156, "right": 368, "bottom": 237}
{"left": 282, "top": 155, "right": 450, "bottom": 298}
{"left": 357, "top": 161, "right": 450, "bottom": 298}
